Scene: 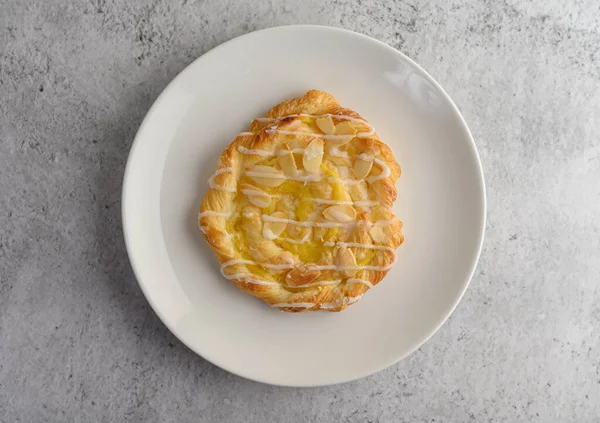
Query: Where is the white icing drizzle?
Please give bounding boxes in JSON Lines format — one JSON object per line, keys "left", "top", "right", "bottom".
{"left": 237, "top": 146, "right": 272, "bottom": 157}
{"left": 245, "top": 170, "right": 321, "bottom": 182}
{"left": 262, "top": 214, "right": 353, "bottom": 229}
{"left": 266, "top": 128, "right": 358, "bottom": 141}
{"left": 238, "top": 188, "right": 377, "bottom": 208}
{"left": 323, "top": 241, "right": 396, "bottom": 253}
{"left": 198, "top": 218, "right": 233, "bottom": 240}
{"left": 256, "top": 113, "right": 370, "bottom": 127}
{"left": 212, "top": 209, "right": 397, "bottom": 230}
{"left": 288, "top": 279, "right": 341, "bottom": 288}
{"left": 208, "top": 167, "right": 237, "bottom": 193}
{"left": 238, "top": 132, "right": 253, "bottom": 136}
{"left": 312, "top": 198, "right": 379, "bottom": 207}
{"left": 238, "top": 145, "right": 305, "bottom": 156}
{"left": 277, "top": 231, "right": 312, "bottom": 245}
{"left": 308, "top": 262, "right": 396, "bottom": 272}
{"left": 198, "top": 211, "right": 231, "bottom": 218}
{"left": 226, "top": 274, "right": 281, "bottom": 286}
{"left": 220, "top": 259, "right": 295, "bottom": 276}
{"left": 366, "top": 158, "right": 392, "bottom": 183}
{"left": 259, "top": 213, "right": 397, "bottom": 229}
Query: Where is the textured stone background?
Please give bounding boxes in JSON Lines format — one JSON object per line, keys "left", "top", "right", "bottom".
{"left": 1, "top": 0, "right": 599, "bottom": 421}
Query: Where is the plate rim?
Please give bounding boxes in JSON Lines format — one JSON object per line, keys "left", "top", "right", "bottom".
{"left": 122, "top": 24, "right": 487, "bottom": 387}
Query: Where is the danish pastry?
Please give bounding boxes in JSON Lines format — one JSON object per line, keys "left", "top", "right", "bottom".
{"left": 198, "top": 90, "right": 403, "bottom": 312}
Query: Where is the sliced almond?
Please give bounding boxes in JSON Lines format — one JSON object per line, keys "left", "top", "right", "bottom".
{"left": 335, "top": 121, "right": 357, "bottom": 136}
{"left": 335, "top": 246, "right": 357, "bottom": 277}
{"left": 247, "top": 165, "right": 284, "bottom": 187}
{"left": 278, "top": 143, "right": 298, "bottom": 176}
{"left": 324, "top": 121, "right": 357, "bottom": 147}
{"left": 302, "top": 139, "right": 324, "bottom": 173}
{"left": 323, "top": 205, "right": 356, "bottom": 223}
{"left": 315, "top": 115, "right": 335, "bottom": 134}
{"left": 286, "top": 263, "right": 321, "bottom": 286}
{"left": 286, "top": 224, "right": 312, "bottom": 241}
{"left": 337, "top": 166, "right": 349, "bottom": 179}
{"left": 353, "top": 155, "right": 374, "bottom": 179}
{"left": 262, "top": 211, "right": 288, "bottom": 240}
{"left": 369, "top": 225, "right": 388, "bottom": 243}
{"left": 240, "top": 183, "right": 271, "bottom": 208}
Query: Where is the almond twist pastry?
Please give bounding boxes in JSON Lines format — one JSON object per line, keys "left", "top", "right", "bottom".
{"left": 199, "top": 90, "right": 403, "bottom": 312}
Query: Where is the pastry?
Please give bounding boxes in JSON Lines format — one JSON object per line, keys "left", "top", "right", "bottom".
{"left": 198, "top": 90, "right": 403, "bottom": 312}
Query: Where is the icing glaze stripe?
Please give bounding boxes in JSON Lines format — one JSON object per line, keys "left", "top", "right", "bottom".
{"left": 255, "top": 113, "right": 371, "bottom": 127}
{"left": 198, "top": 211, "right": 232, "bottom": 218}
{"left": 308, "top": 263, "right": 396, "bottom": 272}
{"left": 323, "top": 241, "right": 396, "bottom": 253}
{"left": 208, "top": 167, "right": 236, "bottom": 193}
{"left": 277, "top": 231, "right": 312, "bottom": 245}
{"left": 227, "top": 274, "right": 281, "bottom": 286}
{"left": 238, "top": 146, "right": 306, "bottom": 156}
{"left": 261, "top": 213, "right": 397, "bottom": 229}
{"left": 245, "top": 170, "right": 321, "bottom": 182}
{"left": 311, "top": 198, "right": 378, "bottom": 207}
{"left": 366, "top": 158, "right": 392, "bottom": 184}
{"left": 288, "top": 279, "right": 341, "bottom": 289}
{"left": 220, "top": 255, "right": 395, "bottom": 276}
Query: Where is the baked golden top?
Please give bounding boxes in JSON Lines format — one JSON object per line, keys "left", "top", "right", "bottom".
{"left": 199, "top": 90, "right": 403, "bottom": 312}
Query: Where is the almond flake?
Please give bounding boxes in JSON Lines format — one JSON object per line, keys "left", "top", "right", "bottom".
{"left": 240, "top": 183, "right": 271, "bottom": 208}
{"left": 262, "top": 211, "right": 288, "bottom": 240}
{"left": 369, "top": 225, "right": 388, "bottom": 243}
{"left": 286, "top": 263, "right": 321, "bottom": 286}
{"left": 316, "top": 116, "right": 335, "bottom": 134}
{"left": 247, "top": 165, "right": 285, "bottom": 187}
{"left": 353, "top": 156, "right": 374, "bottom": 179}
{"left": 323, "top": 205, "right": 356, "bottom": 223}
{"left": 335, "top": 246, "right": 357, "bottom": 277}
{"left": 334, "top": 121, "right": 357, "bottom": 136}
{"left": 303, "top": 139, "right": 324, "bottom": 173}
{"left": 278, "top": 143, "right": 298, "bottom": 176}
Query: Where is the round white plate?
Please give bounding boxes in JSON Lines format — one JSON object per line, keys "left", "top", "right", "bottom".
{"left": 122, "top": 25, "right": 485, "bottom": 387}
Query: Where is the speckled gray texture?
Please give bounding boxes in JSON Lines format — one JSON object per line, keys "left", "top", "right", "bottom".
{"left": 1, "top": 0, "right": 599, "bottom": 421}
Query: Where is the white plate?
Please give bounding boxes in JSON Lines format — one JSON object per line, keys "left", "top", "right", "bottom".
{"left": 122, "top": 25, "right": 485, "bottom": 387}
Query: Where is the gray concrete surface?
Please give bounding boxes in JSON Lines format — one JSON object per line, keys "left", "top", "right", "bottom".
{"left": 1, "top": 0, "right": 599, "bottom": 421}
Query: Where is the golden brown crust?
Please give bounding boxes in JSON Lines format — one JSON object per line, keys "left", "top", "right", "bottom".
{"left": 199, "top": 90, "right": 403, "bottom": 312}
